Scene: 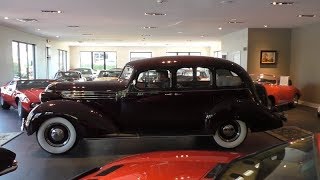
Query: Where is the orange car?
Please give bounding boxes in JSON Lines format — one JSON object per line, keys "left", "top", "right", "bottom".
{"left": 252, "top": 74, "right": 301, "bottom": 108}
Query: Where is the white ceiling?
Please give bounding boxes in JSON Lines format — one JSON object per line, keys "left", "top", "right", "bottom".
{"left": 0, "top": 0, "right": 319, "bottom": 46}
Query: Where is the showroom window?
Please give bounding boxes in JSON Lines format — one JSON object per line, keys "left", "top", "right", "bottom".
{"left": 58, "top": 50, "right": 68, "bottom": 71}
{"left": 215, "top": 69, "right": 243, "bottom": 87}
{"left": 166, "top": 52, "right": 201, "bottom": 56}
{"left": 136, "top": 69, "right": 171, "bottom": 90}
{"left": 80, "top": 51, "right": 117, "bottom": 70}
{"left": 130, "top": 52, "right": 152, "bottom": 61}
{"left": 213, "top": 51, "right": 222, "bottom": 58}
{"left": 12, "top": 41, "right": 36, "bottom": 80}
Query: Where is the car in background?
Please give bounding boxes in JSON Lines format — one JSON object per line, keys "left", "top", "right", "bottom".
{"left": 252, "top": 74, "right": 301, "bottom": 108}
{"left": 94, "top": 69, "right": 122, "bottom": 81}
{"left": 71, "top": 68, "right": 96, "bottom": 81}
{"left": 24, "top": 56, "right": 285, "bottom": 154}
{"left": 0, "top": 147, "right": 17, "bottom": 176}
{"left": 0, "top": 79, "right": 53, "bottom": 119}
{"left": 54, "top": 71, "right": 86, "bottom": 82}
{"left": 75, "top": 135, "right": 316, "bottom": 180}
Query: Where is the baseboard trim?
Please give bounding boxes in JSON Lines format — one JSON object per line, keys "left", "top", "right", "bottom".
{"left": 299, "top": 100, "right": 319, "bottom": 108}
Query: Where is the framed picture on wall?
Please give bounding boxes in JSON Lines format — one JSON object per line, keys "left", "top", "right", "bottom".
{"left": 260, "top": 50, "right": 277, "bottom": 64}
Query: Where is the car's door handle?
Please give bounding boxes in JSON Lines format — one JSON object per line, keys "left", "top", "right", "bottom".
{"left": 165, "top": 93, "right": 173, "bottom": 96}
{"left": 174, "top": 93, "right": 182, "bottom": 96}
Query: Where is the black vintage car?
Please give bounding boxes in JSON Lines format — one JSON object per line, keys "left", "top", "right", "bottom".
{"left": 23, "top": 56, "right": 285, "bottom": 154}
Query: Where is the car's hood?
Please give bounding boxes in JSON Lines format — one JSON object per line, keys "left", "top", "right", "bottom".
{"left": 79, "top": 151, "right": 242, "bottom": 180}
{"left": 52, "top": 80, "right": 128, "bottom": 92}
{"left": 19, "top": 88, "right": 44, "bottom": 102}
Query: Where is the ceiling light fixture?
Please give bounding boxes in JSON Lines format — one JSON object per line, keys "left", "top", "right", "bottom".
{"left": 143, "top": 26, "right": 157, "bottom": 29}
{"left": 68, "top": 25, "right": 80, "bottom": 28}
{"left": 264, "top": 25, "right": 268, "bottom": 28}
{"left": 218, "top": 27, "right": 222, "bottom": 30}
{"left": 56, "top": 35, "right": 60, "bottom": 38}
{"left": 37, "top": 28, "right": 41, "bottom": 31}
{"left": 4, "top": 17, "right": 9, "bottom": 20}
{"left": 145, "top": 12, "right": 166, "bottom": 16}
{"left": 271, "top": 1, "right": 294, "bottom": 6}
{"left": 16, "top": 18, "right": 38, "bottom": 22}
{"left": 228, "top": 21, "right": 244, "bottom": 24}
{"left": 41, "top": 10, "right": 63, "bottom": 13}
{"left": 141, "top": 34, "right": 151, "bottom": 37}
{"left": 298, "top": 14, "right": 316, "bottom": 17}
{"left": 177, "top": 31, "right": 183, "bottom": 33}
{"left": 156, "top": 0, "right": 167, "bottom": 4}
{"left": 82, "top": 33, "right": 93, "bottom": 36}
{"left": 220, "top": 0, "right": 233, "bottom": 4}
{"left": 200, "top": 35, "right": 205, "bottom": 38}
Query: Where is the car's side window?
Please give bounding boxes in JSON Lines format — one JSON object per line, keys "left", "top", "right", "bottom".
{"left": 216, "top": 69, "right": 243, "bottom": 87}
{"left": 176, "top": 67, "right": 212, "bottom": 89}
{"left": 136, "top": 69, "right": 171, "bottom": 90}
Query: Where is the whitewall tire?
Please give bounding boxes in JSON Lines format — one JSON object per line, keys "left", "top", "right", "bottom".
{"left": 213, "top": 120, "right": 247, "bottom": 149}
{"left": 37, "top": 117, "right": 77, "bottom": 154}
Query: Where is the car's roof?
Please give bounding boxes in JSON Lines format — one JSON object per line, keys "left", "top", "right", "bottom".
{"left": 126, "top": 56, "right": 242, "bottom": 71}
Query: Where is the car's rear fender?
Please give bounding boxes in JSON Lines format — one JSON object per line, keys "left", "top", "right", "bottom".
{"left": 206, "top": 98, "right": 283, "bottom": 133}
{"left": 25, "top": 100, "right": 118, "bottom": 137}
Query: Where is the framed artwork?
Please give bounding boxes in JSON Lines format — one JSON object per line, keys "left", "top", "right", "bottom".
{"left": 260, "top": 50, "right": 277, "bottom": 64}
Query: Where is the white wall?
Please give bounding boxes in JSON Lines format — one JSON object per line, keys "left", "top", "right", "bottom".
{"left": 291, "top": 23, "right": 320, "bottom": 104}
{"left": 221, "top": 29, "right": 248, "bottom": 70}
{"left": 0, "top": 25, "right": 70, "bottom": 84}
{"left": 70, "top": 46, "right": 212, "bottom": 69}
{"left": 46, "top": 41, "right": 70, "bottom": 78}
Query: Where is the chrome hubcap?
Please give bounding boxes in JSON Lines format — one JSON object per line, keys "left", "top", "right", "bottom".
{"left": 218, "top": 121, "right": 241, "bottom": 142}
{"left": 50, "top": 128, "right": 65, "bottom": 142}
{"left": 222, "top": 125, "right": 236, "bottom": 137}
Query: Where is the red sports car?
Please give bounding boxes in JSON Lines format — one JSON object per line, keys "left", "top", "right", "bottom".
{"left": 0, "top": 79, "right": 53, "bottom": 119}
{"left": 75, "top": 135, "right": 317, "bottom": 180}
{"left": 252, "top": 74, "right": 301, "bottom": 108}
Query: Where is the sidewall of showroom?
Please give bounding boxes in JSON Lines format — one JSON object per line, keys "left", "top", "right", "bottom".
{"left": 291, "top": 22, "right": 320, "bottom": 105}
{"left": 0, "top": 25, "right": 69, "bottom": 84}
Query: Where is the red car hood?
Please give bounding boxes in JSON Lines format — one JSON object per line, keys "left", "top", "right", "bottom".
{"left": 19, "top": 88, "right": 44, "bottom": 103}
{"left": 80, "top": 151, "right": 242, "bottom": 180}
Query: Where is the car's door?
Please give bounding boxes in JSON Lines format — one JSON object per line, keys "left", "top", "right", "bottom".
{"left": 120, "top": 69, "right": 179, "bottom": 134}
{"left": 172, "top": 67, "right": 215, "bottom": 132}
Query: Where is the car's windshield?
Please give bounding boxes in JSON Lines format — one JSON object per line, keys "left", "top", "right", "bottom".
{"left": 217, "top": 136, "right": 317, "bottom": 180}
{"left": 17, "top": 80, "right": 52, "bottom": 90}
{"left": 119, "top": 66, "right": 134, "bottom": 81}
{"left": 59, "top": 72, "right": 80, "bottom": 78}
{"left": 98, "top": 71, "right": 121, "bottom": 78}
{"left": 74, "top": 68, "right": 92, "bottom": 75}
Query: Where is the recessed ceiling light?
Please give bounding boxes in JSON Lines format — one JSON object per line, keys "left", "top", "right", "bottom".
{"left": 145, "top": 12, "right": 166, "bottom": 16}
{"left": 82, "top": 33, "right": 93, "bottom": 36}
{"left": 4, "top": 17, "right": 9, "bottom": 20}
{"left": 298, "top": 14, "right": 316, "bottom": 18}
{"left": 68, "top": 25, "right": 80, "bottom": 28}
{"left": 177, "top": 31, "right": 183, "bottom": 34}
{"left": 143, "top": 26, "right": 157, "bottom": 29}
{"left": 16, "top": 18, "right": 38, "bottom": 23}
{"left": 220, "top": 0, "right": 233, "bottom": 4}
{"left": 271, "top": 2, "right": 294, "bottom": 6}
{"left": 37, "top": 28, "right": 41, "bottom": 31}
{"left": 230, "top": 18, "right": 237, "bottom": 21}
{"left": 141, "top": 35, "right": 151, "bottom": 37}
{"left": 156, "top": 0, "right": 168, "bottom": 4}
{"left": 56, "top": 35, "right": 60, "bottom": 38}
{"left": 218, "top": 27, "right": 222, "bottom": 30}
{"left": 41, "top": 10, "right": 63, "bottom": 14}
{"left": 264, "top": 25, "right": 268, "bottom": 28}
{"left": 200, "top": 35, "right": 205, "bottom": 38}
{"left": 228, "top": 21, "right": 244, "bottom": 24}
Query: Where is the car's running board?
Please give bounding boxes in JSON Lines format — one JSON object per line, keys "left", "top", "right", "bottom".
{"left": 86, "top": 133, "right": 140, "bottom": 139}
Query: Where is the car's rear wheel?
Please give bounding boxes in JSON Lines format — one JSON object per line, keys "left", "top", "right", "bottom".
{"left": 0, "top": 96, "right": 10, "bottom": 110}
{"left": 17, "top": 100, "right": 27, "bottom": 120}
{"left": 37, "top": 117, "right": 78, "bottom": 154}
{"left": 213, "top": 120, "right": 247, "bottom": 149}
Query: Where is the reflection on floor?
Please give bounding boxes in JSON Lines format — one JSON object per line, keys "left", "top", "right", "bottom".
{"left": 0, "top": 105, "right": 318, "bottom": 180}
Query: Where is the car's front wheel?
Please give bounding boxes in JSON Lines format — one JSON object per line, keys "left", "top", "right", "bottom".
{"left": 17, "top": 100, "right": 27, "bottom": 119}
{"left": 0, "top": 96, "right": 10, "bottom": 110}
{"left": 37, "top": 117, "right": 78, "bottom": 154}
{"left": 213, "top": 120, "right": 247, "bottom": 149}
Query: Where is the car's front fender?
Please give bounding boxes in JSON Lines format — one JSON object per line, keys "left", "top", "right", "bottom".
{"left": 24, "top": 100, "right": 118, "bottom": 137}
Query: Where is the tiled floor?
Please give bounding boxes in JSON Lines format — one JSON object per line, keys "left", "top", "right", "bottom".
{"left": 0, "top": 105, "right": 318, "bottom": 180}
